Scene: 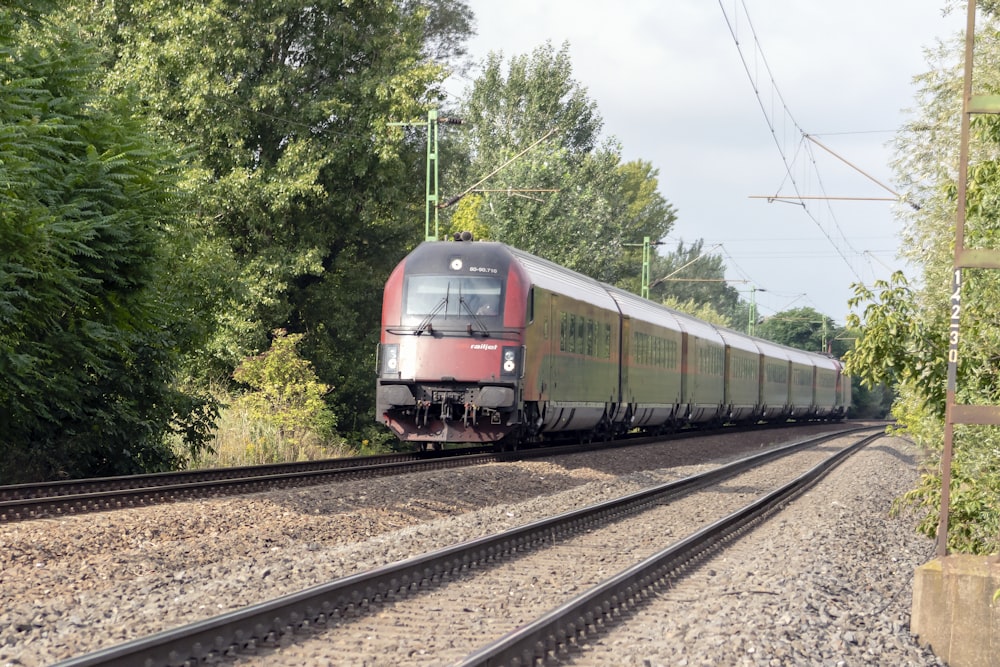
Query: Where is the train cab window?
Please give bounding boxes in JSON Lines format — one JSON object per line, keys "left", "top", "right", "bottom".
{"left": 403, "top": 276, "right": 503, "bottom": 320}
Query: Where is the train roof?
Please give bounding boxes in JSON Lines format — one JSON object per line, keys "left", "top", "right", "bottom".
{"left": 505, "top": 245, "right": 620, "bottom": 311}
{"left": 812, "top": 355, "right": 842, "bottom": 371}
{"left": 426, "top": 240, "right": 843, "bottom": 368}
{"left": 751, "top": 336, "right": 825, "bottom": 366}
{"left": 604, "top": 285, "right": 724, "bottom": 345}
{"left": 713, "top": 326, "right": 760, "bottom": 354}
{"left": 602, "top": 285, "right": 681, "bottom": 330}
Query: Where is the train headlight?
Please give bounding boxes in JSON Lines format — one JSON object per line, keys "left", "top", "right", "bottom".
{"left": 381, "top": 344, "right": 399, "bottom": 376}
{"left": 501, "top": 346, "right": 521, "bottom": 377}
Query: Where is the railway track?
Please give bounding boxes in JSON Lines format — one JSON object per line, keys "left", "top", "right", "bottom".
{"left": 0, "top": 421, "right": 832, "bottom": 524}
{"left": 51, "top": 426, "right": 882, "bottom": 667}
{"left": 0, "top": 447, "right": 501, "bottom": 523}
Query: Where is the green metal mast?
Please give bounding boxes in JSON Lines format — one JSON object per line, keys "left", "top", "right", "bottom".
{"left": 623, "top": 236, "right": 660, "bottom": 299}
{"left": 390, "top": 109, "right": 459, "bottom": 242}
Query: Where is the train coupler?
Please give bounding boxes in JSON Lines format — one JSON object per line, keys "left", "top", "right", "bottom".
{"left": 462, "top": 402, "right": 478, "bottom": 426}
{"left": 416, "top": 400, "right": 431, "bottom": 427}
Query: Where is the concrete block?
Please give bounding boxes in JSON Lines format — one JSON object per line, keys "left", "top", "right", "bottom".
{"left": 911, "top": 554, "right": 1000, "bottom": 667}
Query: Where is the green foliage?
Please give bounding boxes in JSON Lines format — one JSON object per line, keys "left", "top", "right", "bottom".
{"left": 661, "top": 297, "right": 731, "bottom": 327}
{"left": 757, "top": 306, "right": 843, "bottom": 355}
{"left": 862, "top": 20, "right": 1000, "bottom": 554}
{"left": 847, "top": 377, "right": 894, "bottom": 419}
{"left": 235, "top": 331, "right": 336, "bottom": 439}
{"left": 0, "top": 8, "right": 215, "bottom": 482}
{"left": 446, "top": 42, "right": 677, "bottom": 286}
{"left": 182, "top": 382, "right": 356, "bottom": 468}
{"left": 894, "top": 424, "right": 1000, "bottom": 555}
{"left": 402, "top": 0, "right": 475, "bottom": 66}
{"left": 447, "top": 194, "right": 491, "bottom": 241}
{"left": 648, "top": 240, "right": 739, "bottom": 317}
{"left": 224, "top": 330, "right": 343, "bottom": 463}
{"left": 64, "top": 0, "right": 471, "bottom": 439}
{"left": 844, "top": 273, "right": 944, "bottom": 399}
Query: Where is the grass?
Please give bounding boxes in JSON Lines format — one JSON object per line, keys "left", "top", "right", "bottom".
{"left": 179, "top": 399, "right": 359, "bottom": 469}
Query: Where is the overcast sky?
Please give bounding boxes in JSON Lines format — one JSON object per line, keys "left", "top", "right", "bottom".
{"left": 443, "top": 1, "right": 967, "bottom": 323}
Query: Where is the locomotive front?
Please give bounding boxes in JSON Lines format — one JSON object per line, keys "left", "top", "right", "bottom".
{"left": 376, "top": 239, "right": 529, "bottom": 445}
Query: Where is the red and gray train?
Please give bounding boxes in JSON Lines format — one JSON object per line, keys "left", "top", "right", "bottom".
{"left": 376, "top": 236, "right": 850, "bottom": 447}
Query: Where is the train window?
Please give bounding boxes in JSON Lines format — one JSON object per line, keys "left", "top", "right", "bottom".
{"left": 404, "top": 276, "right": 503, "bottom": 319}
{"left": 767, "top": 363, "right": 788, "bottom": 383}
{"left": 700, "top": 345, "right": 723, "bottom": 376}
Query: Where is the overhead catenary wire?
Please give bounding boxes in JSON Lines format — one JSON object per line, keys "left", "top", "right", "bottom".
{"left": 717, "top": 0, "right": 871, "bottom": 285}
{"left": 439, "top": 128, "right": 559, "bottom": 208}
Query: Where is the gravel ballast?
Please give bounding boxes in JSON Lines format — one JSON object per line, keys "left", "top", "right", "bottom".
{"left": 572, "top": 437, "right": 943, "bottom": 666}
{"left": 0, "top": 426, "right": 942, "bottom": 666}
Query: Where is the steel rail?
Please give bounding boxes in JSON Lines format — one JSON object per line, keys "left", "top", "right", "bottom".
{"left": 0, "top": 454, "right": 496, "bottom": 523}
{"left": 0, "top": 421, "right": 846, "bottom": 523}
{"left": 3, "top": 421, "right": 821, "bottom": 501}
{"left": 51, "top": 426, "right": 878, "bottom": 667}
{"left": 457, "top": 431, "right": 881, "bottom": 666}
{"left": 0, "top": 449, "right": 478, "bottom": 501}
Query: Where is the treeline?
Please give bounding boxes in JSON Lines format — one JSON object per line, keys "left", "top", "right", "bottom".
{"left": 0, "top": 0, "right": 694, "bottom": 482}
{"left": 1, "top": 0, "right": 860, "bottom": 484}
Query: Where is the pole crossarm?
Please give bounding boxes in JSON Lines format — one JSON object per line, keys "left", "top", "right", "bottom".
{"left": 441, "top": 128, "right": 558, "bottom": 209}
{"left": 649, "top": 244, "right": 723, "bottom": 289}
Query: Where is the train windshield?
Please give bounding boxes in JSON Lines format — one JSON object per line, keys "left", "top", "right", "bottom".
{"left": 404, "top": 276, "right": 503, "bottom": 320}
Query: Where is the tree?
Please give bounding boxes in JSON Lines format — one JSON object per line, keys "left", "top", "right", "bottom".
{"left": 647, "top": 240, "right": 740, "bottom": 319}
{"left": 446, "top": 42, "right": 677, "bottom": 286}
{"left": 756, "top": 306, "right": 846, "bottom": 356}
{"left": 661, "top": 297, "right": 731, "bottom": 328}
{"left": 846, "top": 16, "right": 1000, "bottom": 554}
{"left": 232, "top": 329, "right": 338, "bottom": 463}
{"left": 402, "top": 0, "right": 475, "bottom": 69}
{"left": 64, "top": 0, "right": 473, "bottom": 436}
{"left": 0, "top": 6, "right": 215, "bottom": 481}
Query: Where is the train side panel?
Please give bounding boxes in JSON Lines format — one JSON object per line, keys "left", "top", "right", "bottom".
{"left": 539, "top": 291, "right": 621, "bottom": 432}
{"left": 678, "top": 325, "right": 725, "bottom": 423}
{"left": 520, "top": 288, "right": 550, "bottom": 404}
{"left": 622, "top": 316, "right": 684, "bottom": 428}
{"left": 813, "top": 357, "right": 840, "bottom": 417}
{"left": 606, "top": 287, "right": 684, "bottom": 430}
{"left": 506, "top": 247, "right": 623, "bottom": 435}
{"left": 753, "top": 340, "right": 792, "bottom": 420}
{"left": 836, "top": 360, "right": 852, "bottom": 417}
{"left": 716, "top": 327, "right": 762, "bottom": 422}
{"left": 789, "top": 362, "right": 814, "bottom": 415}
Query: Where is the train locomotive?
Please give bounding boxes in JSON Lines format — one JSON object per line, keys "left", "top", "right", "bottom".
{"left": 376, "top": 235, "right": 850, "bottom": 447}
